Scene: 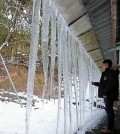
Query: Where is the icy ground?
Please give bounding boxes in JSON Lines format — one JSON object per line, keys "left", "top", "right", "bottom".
{"left": 0, "top": 91, "right": 105, "bottom": 134}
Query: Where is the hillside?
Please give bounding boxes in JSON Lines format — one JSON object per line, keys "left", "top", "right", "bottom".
{"left": 0, "top": 63, "right": 50, "bottom": 98}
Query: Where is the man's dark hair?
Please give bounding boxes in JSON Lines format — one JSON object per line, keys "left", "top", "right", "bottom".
{"left": 102, "top": 59, "right": 113, "bottom": 67}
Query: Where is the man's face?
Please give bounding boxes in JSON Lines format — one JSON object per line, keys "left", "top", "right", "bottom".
{"left": 102, "top": 63, "right": 109, "bottom": 69}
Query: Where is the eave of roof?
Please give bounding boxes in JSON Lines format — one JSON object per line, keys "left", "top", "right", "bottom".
{"left": 53, "top": 0, "right": 117, "bottom": 70}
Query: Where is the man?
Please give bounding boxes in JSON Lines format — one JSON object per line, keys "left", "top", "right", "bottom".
{"left": 92, "top": 59, "right": 119, "bottom": 134}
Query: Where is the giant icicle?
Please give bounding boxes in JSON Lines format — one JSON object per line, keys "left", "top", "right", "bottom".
{"left": 62, "top": 21, "right": 69, "bottom": 134}
{"left": 56, "top": 13, "right": 63, "bottom": 134}
{"left": 26, "top": 0, "right": 40, "bottom": 134}
{"left": 41, "top": 0, "right": 52, "bottom": 100}
{"left": 67, "top": 31, "right": 74, "bottom": 134}
{"left": 49, "top": 3, "right": 57, "bottom": 99}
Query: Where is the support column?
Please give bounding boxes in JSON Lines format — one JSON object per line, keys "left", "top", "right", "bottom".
{"left": 118, "top": 49, "right": 120, "bottom": 99}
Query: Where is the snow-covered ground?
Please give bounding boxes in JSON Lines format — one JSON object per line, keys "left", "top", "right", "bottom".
{"left": 0, "top": 91, "right": 105, "bottom": 134}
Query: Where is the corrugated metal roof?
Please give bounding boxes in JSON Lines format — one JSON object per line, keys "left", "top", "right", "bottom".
{"left": 83, "top": 0, "right": 115, "bottom": 63}
{"left": 53, "top": 0, "right": 117, "bottom": 70}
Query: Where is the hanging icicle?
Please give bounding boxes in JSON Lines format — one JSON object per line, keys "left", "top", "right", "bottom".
{"left": 49, "top": 3, "right": 57, "bottom": 99}
{"left": 70, "top": 35, "right": 79, "bottom": 131}
{"left": 62, "top": 25, "right": 69, "bottom": 134}
{"left": 67, "top": 31, "right": 74, "bottom": 134}
{"left": 26, "top": 0, "right": 40, "bottom": 134}
{"left": 56, "top": 13, "right": 63, "bottom": 134}
{"left": 41, "top": 0, "right": 52, "bottom": 100}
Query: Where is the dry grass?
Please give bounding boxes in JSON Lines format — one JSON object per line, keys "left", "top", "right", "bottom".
{"left": 0, "top": 63, "right": 47, "bottom": 97}
{"left": 0, "top": 63, "right": 64, "bottom": 100}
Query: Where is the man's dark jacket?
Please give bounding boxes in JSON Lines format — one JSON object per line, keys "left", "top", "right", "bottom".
{"left": 93, "top": 67, "right": 119, "bottom": 101}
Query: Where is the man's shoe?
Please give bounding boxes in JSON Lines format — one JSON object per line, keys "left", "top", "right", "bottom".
{"left": 102, "top": 126, "right": 107, "bottom": 129}
{"left": 100, "top": 128, "right": 113, "bottom": 133}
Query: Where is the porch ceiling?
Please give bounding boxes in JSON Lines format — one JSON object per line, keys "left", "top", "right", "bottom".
{"left": 53, "top": 0, "right": 118, "bottom": 71}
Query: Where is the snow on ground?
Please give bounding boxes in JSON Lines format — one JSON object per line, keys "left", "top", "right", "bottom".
{"left": 0, "top": 91, "right": 105, "bottom": 134}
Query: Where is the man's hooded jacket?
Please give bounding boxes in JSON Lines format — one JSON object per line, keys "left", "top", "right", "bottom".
{"left": 93, "top": 65, "right": 119, "bottom": 101}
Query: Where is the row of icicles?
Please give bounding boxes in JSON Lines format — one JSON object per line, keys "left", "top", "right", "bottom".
{"left": 26, "top": 0, "right": 101, "bottom": 134}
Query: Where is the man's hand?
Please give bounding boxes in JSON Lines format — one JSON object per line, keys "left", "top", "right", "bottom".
{"left": 91, "top": 81, "right": 94, "bottom": 85}
{"left": 103, "top": 95, "right": 107, "bottom": 98}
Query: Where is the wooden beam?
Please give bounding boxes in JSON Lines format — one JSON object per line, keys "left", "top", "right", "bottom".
{"left": 111, "top": 0, "right": 117, "bottom": 64}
